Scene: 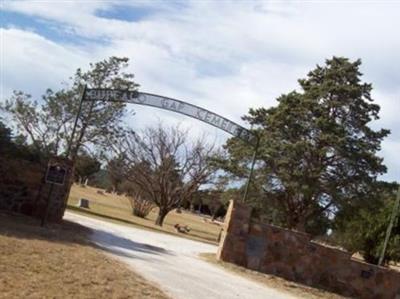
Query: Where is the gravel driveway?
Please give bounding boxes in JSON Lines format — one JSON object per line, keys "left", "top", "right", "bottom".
{"left": 65, "top": 212, "right": 297, "bottom": 299}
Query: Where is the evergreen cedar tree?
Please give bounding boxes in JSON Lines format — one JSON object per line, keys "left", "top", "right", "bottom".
{"left": 222, "top": 57, "right": 390, "bottom": 235}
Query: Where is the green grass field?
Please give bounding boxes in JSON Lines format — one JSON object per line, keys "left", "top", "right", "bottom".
{"left": 67, "top": 184, "right": 222, "bottom": 244}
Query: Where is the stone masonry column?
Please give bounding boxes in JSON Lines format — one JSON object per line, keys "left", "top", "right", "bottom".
{"left": 34, "top": 157, "right": 74, "bottom": 222}
{"left": 217, "top": 200, "right": 252, "bottom": 266}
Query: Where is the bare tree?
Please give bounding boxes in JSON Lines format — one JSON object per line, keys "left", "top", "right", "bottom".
{"left": 110, "top": 124, "right": 218, "bottom": 226}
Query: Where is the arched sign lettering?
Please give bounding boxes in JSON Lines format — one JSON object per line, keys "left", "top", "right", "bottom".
{"left": 84, "top": 88, "right": 258, "bottom": 146}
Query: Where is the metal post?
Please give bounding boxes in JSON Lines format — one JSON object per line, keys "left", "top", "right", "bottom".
{"left": 242, "top": 137, "right": 260, "bottom": 203}
{"left": 65, "top": 84, "right": 87, "bottom": 159}
{"left": 41, "top": 183, "right": 55, "bottom": 227}
{"left": 378, "top": 185, "right": 400, "bottom": 266}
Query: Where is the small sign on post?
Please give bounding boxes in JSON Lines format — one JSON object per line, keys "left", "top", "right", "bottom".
{"left": 45, "top": 164, "right": 67, "bottom": 185}
{"left": 41, "top": 162, "right": 67, "bottom": 227}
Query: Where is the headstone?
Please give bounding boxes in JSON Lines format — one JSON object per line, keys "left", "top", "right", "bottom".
{"left": 78, "top": 198, "right": 90, "bottom": 209}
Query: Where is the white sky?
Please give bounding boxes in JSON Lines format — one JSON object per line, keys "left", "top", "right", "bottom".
{"left": 1, "top": 0, "right": 399, "bottom": 181}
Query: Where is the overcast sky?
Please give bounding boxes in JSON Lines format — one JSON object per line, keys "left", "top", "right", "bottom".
{"left": 1, "top": 0, "right": 399, "bottom": 181}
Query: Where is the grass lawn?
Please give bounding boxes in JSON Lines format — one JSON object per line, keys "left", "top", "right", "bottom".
{"left": 200, "top": 253, "right": 347, "bottom": 299}
{"left": 67, "top": 184, "right": 222, "bottom": 244}
{"left": 0, "top": 211, "right": 169, "bottom": 299}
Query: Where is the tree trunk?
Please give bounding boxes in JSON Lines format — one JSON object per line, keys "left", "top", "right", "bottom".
{"left": 155, "top": 209, "right": 169, "bottom": 226}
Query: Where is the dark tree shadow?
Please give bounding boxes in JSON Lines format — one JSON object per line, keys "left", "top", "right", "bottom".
{"left": 87, "top": 226, "right": 172, "bottom": 259}
{"left": 0, "top": 210, "right": 172, "bottom": 261}
{"left": 0, "top": 210, "right": 92, "bottom": 245}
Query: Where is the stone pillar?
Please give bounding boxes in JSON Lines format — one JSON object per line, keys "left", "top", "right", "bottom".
{"left": 217, "top": 200, "right": 252, "bottom": 266}
{"left": 34, "top": 157, "right": 74, "bottom": 222}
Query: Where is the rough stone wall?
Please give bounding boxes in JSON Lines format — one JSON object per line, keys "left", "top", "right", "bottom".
{"left": 218, "top": 200, "right": 400, "bottom": 299}
{"left": 0, "top": 156, "right": 73, "bottom": 222}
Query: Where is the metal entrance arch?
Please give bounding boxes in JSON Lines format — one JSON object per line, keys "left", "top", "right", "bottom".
{"left": 69, "top": 86, "right": 260, "bottom": 202}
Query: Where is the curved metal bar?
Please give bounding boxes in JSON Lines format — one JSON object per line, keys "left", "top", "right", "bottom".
{"left": 84, "top": 88, "right": 258, "bottom": 146}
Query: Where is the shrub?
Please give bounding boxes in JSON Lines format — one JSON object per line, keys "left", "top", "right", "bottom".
{"left": 128, "top": 194, "right": 154, "bottom": 218}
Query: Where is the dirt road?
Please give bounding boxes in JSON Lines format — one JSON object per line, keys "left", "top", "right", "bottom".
{"left": 65, "top": 212, "right": 297, "bottom": 299}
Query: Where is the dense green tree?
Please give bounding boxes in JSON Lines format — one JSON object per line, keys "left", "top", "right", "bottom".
{"left": 333, "top": 182, "right": 399, "bottom": 265}
{"left": 0, "top": 120, "right": 12, "bottom": 149}
{"left": 221, "top": 57, "right": 389, "bottom": 234}
{"left": 106, "top": 154, "right": 126, "bottom": 193}
{"left": 2, "top": 57, "right": 138, "bottom": 162}
{"left": 74, "top": 151, "right": 101, "bottom": 184}
{"left": 90, "top": 168, "right": 112, "bottom": 190}
{"left": 188, "top": 189, "right": 208, "bottom": 212}
{"left": 0, "top": 120, "right": 41, "bottom": 161}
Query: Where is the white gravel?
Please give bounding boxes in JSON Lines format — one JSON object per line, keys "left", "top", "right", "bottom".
{"left": 65, "top": 212, "right": 298, "bottom": 299}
